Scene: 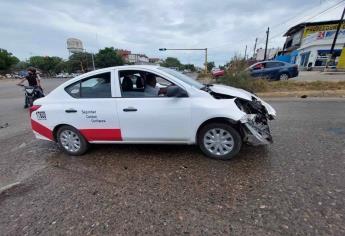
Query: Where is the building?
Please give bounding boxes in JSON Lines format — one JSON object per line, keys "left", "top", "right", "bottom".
{"left": 255, "top": 48, "right": 280, "bottom": 61}
{"left": 282, "top": 20, "right": 345, "bottom": 69}
{"left": 117, "top": 49, "right": 161, "bottom": 65}
{"left": 117, "top": 49, "right": 131, "bottom": 62}
{"left": 148, "top": 58, "right": 163, "bottom": 65}
{"left": 128, "top": 53, "right": 149, "bottom": 64}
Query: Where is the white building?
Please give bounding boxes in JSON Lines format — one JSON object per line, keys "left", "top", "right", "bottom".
{"left": 128, "top": 54, "right": 149, "bottom": 64}
{"left": 255, "top": 48, "right": 280, "bottom": 61}
{"left": 283, "top": 21, "right": 345, "bottom": 69}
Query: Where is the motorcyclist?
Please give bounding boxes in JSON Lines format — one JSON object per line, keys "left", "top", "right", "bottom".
{"left": 17, "top": 68, "right": 44, "bottom": 108}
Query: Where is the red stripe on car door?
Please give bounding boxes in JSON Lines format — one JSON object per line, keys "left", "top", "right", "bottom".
{"left": 80, "top": 129, "right": 122, "bottom": 141}
{"left": 31, "top": 119, "right": 54, "bottom": 140}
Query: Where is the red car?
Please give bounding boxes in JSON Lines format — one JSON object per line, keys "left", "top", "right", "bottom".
{"left": 211, "top": 68, "right": 225, "bottom": 78}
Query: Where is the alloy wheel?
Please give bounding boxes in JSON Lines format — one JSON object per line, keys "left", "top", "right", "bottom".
{"left": 280, "top": 73, "right": 289, "bottom": 80}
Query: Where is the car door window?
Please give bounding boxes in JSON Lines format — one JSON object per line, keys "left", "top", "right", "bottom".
{"left": 266, "top": 62, "right": 284, "bottom": 68}
{"left": 65, "top": 82, "right": 81, "bottom": 98}
{"left": 118, "top": 70, "right": 174, "bottom": 98}
{"left": 65, "top": 72, "right": 111, "bottom": 98}
{"left": 252, "top": 63, "right": 265, "bottom": 70}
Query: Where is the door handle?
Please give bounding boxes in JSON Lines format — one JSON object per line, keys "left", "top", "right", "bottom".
{"left": 123, "top": 107, "right": 137, "bottom": 112}
{"left": 65, "top": 109, "right": 77, "bottom": 113}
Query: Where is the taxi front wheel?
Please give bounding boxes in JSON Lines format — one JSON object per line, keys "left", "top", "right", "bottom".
{"left": 198, "top": 123, "right": 242, "bottom": 160}
{"left": 57, "top": 125, "right": 89, "bottom": 156}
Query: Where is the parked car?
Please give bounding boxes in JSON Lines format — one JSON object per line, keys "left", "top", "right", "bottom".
{"left": 56, "top": 73, "right": 74, "bottom": 78}
{"left": 211, "top": 68, "right": 225, "bottom": 78}
{"left": 29, "top": 65, "right": 276, "bottom": 160}
{"left": 248, "top": 61, "right": 299, "bottom": 80}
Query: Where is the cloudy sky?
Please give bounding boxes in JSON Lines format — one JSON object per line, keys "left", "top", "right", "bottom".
{"left": 0, "top": 0, "right": 344, "bottom": 66}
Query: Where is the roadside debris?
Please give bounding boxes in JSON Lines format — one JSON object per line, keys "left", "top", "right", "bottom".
{"left": 0, "top": 123, "right": 9, "bottom": 129}
{"left": 0, "top": 182, "right": 21, "bottom": 195}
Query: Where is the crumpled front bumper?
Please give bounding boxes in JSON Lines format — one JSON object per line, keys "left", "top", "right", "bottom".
{"left": 240, "top": 114, "right": 273, "bottom": 146}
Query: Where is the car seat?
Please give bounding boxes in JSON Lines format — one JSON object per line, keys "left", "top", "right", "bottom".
{"left": 122, "top": 76, "right": 133, "bottom": 91}
{"left": 136, "top": 77, "right": 144, "bottom": 89}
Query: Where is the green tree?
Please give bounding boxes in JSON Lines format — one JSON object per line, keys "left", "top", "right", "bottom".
{"left": 68, "top": 52, "right": 93, "bottom": 73}
{"left": 0, "top": 49, "right": 19, "bottom": 72}
{"left": 14, "top": 61, "right": 29, "bottom": 70}
{"left": 28, "top": 56, "right": 63, "bottom": 75}
{"left": 219, "top": 65, "right": 225, "bottom": 70}
{"left": 95, "top": 47, "right": 124, "bottom": 68}
{"left": 160, "top": 57, "right": 182, "bottom": 69}
{"left": 206, "top": 61, "right": 215, "bottom": 72}
{"left": 54, "top": 61, "right": 71, "bottom": 74}
{"left": 182, "top": 63, "right": 196, "bottom": 72}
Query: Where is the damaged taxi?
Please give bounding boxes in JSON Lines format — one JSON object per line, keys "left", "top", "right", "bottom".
{"left": 30, "top": 65, "right": 276, "bottom": 160}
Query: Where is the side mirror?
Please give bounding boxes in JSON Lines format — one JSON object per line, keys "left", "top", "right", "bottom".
{"left": 166, "top": 85, "right": 188, "bottom": 97}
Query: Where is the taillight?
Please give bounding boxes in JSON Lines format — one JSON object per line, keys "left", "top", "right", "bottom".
{"left": 29, "top": 105, "right": 41, "bottom": 116}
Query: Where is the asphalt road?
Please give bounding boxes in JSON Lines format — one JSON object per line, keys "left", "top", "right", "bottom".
{"left": 0, "top": 79, "right": 345, "bottom": 235}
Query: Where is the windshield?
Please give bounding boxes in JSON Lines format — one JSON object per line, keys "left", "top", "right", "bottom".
{"left": 158, "top": 67, "right": 204, "bottom": 89}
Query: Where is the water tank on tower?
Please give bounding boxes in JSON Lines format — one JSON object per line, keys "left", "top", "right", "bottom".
{"left": 67, "top": 38, "right": 84, "bottom": 54}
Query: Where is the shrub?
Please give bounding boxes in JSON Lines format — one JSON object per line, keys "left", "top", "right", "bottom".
{"left": 216, "top": 57, "right": 269, "bottom": 93}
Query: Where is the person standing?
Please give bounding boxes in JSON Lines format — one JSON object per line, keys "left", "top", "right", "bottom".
{"left": 16, "top": 68, "right": 44, "bottom": 108}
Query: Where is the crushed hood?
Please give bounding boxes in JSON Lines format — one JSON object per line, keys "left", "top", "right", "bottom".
{"left": 209, "top": 84, "right": 254, "bottom": 101}
{"left": 209, "top": 84, "right": 276, "bottom": 117}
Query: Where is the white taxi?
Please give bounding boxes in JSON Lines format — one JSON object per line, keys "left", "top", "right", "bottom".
{"left": 30, "top": 65, "right": 276, "bottom": 160}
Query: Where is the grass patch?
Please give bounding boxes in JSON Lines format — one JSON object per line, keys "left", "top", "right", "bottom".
{"left": 216, "top": 67, "right": 345, "bottom": 93}
{"left": 201, "top": 57, "right": 345, "bottom": 93}
{"left": 217, "top": 76, "right": 345, "bottom": 93}
{"left": 266, "top": 81, "right": 345, "bottom": 92}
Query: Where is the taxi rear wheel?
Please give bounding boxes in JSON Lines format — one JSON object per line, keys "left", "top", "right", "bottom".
{"left": 57, "top": 125, "right": 89, "bottom": 156}
{"left": 198, "top": 123, "right": 242, "bottom": 160}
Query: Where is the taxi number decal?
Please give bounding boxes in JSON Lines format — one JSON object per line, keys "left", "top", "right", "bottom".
{"left": 36, "top": 111, "right": 47, "bottom": 120}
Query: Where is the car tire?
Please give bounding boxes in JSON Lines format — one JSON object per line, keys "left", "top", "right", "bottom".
{"left": 198, "top": 123, "right": 242, "bottom": 160}
{"left": 279, "top": 73, "right": 289, "bottom": 80}
{"left": 57, "top": 125, "right": 89, "bottom": 156}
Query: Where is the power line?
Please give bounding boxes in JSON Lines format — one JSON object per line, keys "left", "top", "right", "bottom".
{"left": 210, "top": 0, "right": 345, "bottom": 50}
{"left": 268, "top": 0, "right": 336, "bottom": 31}
{"left": 265, "top": 0, "right": 345, "bottom": 43}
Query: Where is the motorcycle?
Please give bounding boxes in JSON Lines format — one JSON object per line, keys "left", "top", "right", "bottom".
{"left": 18, "top": 84, "right": 44, "bottom": 108}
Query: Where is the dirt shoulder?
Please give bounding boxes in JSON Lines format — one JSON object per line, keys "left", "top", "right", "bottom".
{"left": 257, "top": 90, "right": 345, "bottom": 98}
{"left": 257, "top": 81, "right": 345, "bottom": 97}
{"left": 196, "top": 75, "right": 345, "bottom": 97}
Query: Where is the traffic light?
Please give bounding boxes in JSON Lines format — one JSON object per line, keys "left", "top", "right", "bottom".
{"left": 159, "top": 48, "right": 167, "bottom": 51}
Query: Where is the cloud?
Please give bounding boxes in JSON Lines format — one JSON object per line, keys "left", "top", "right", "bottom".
{"left": 0, "top": 0, "right": 343, "bottom": 66}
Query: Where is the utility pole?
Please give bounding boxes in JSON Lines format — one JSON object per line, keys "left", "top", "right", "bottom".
{"left": 328, "top": 5, "right": 345, "bottom": 64}
{"left": 205, "top": 48, "right": 208, "bottom": 73}
{"left": 91, "top": 53, "right": 96, "bottom": 70}
{"left": 264, "top": 27, "right": 270, "bottom": 61}
{"left": 253, "top": 38, "right": 258, "bottom": 58}
{"left": 244, "top": 45, "right": 247, "bottom": 60}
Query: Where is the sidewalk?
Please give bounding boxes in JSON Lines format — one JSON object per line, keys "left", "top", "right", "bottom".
{"left": 291, "top": 71, "right": 345, "bottom": 82}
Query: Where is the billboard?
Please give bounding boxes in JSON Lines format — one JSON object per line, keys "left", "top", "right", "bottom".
{"left": 302, "top": 29, "right": 345, "bottom": 45}
{"left": 67, "top": 38, "right": 84, "bottom": 53}
{"left": 303, "top": 23, "right": 345, "bottom": 38}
